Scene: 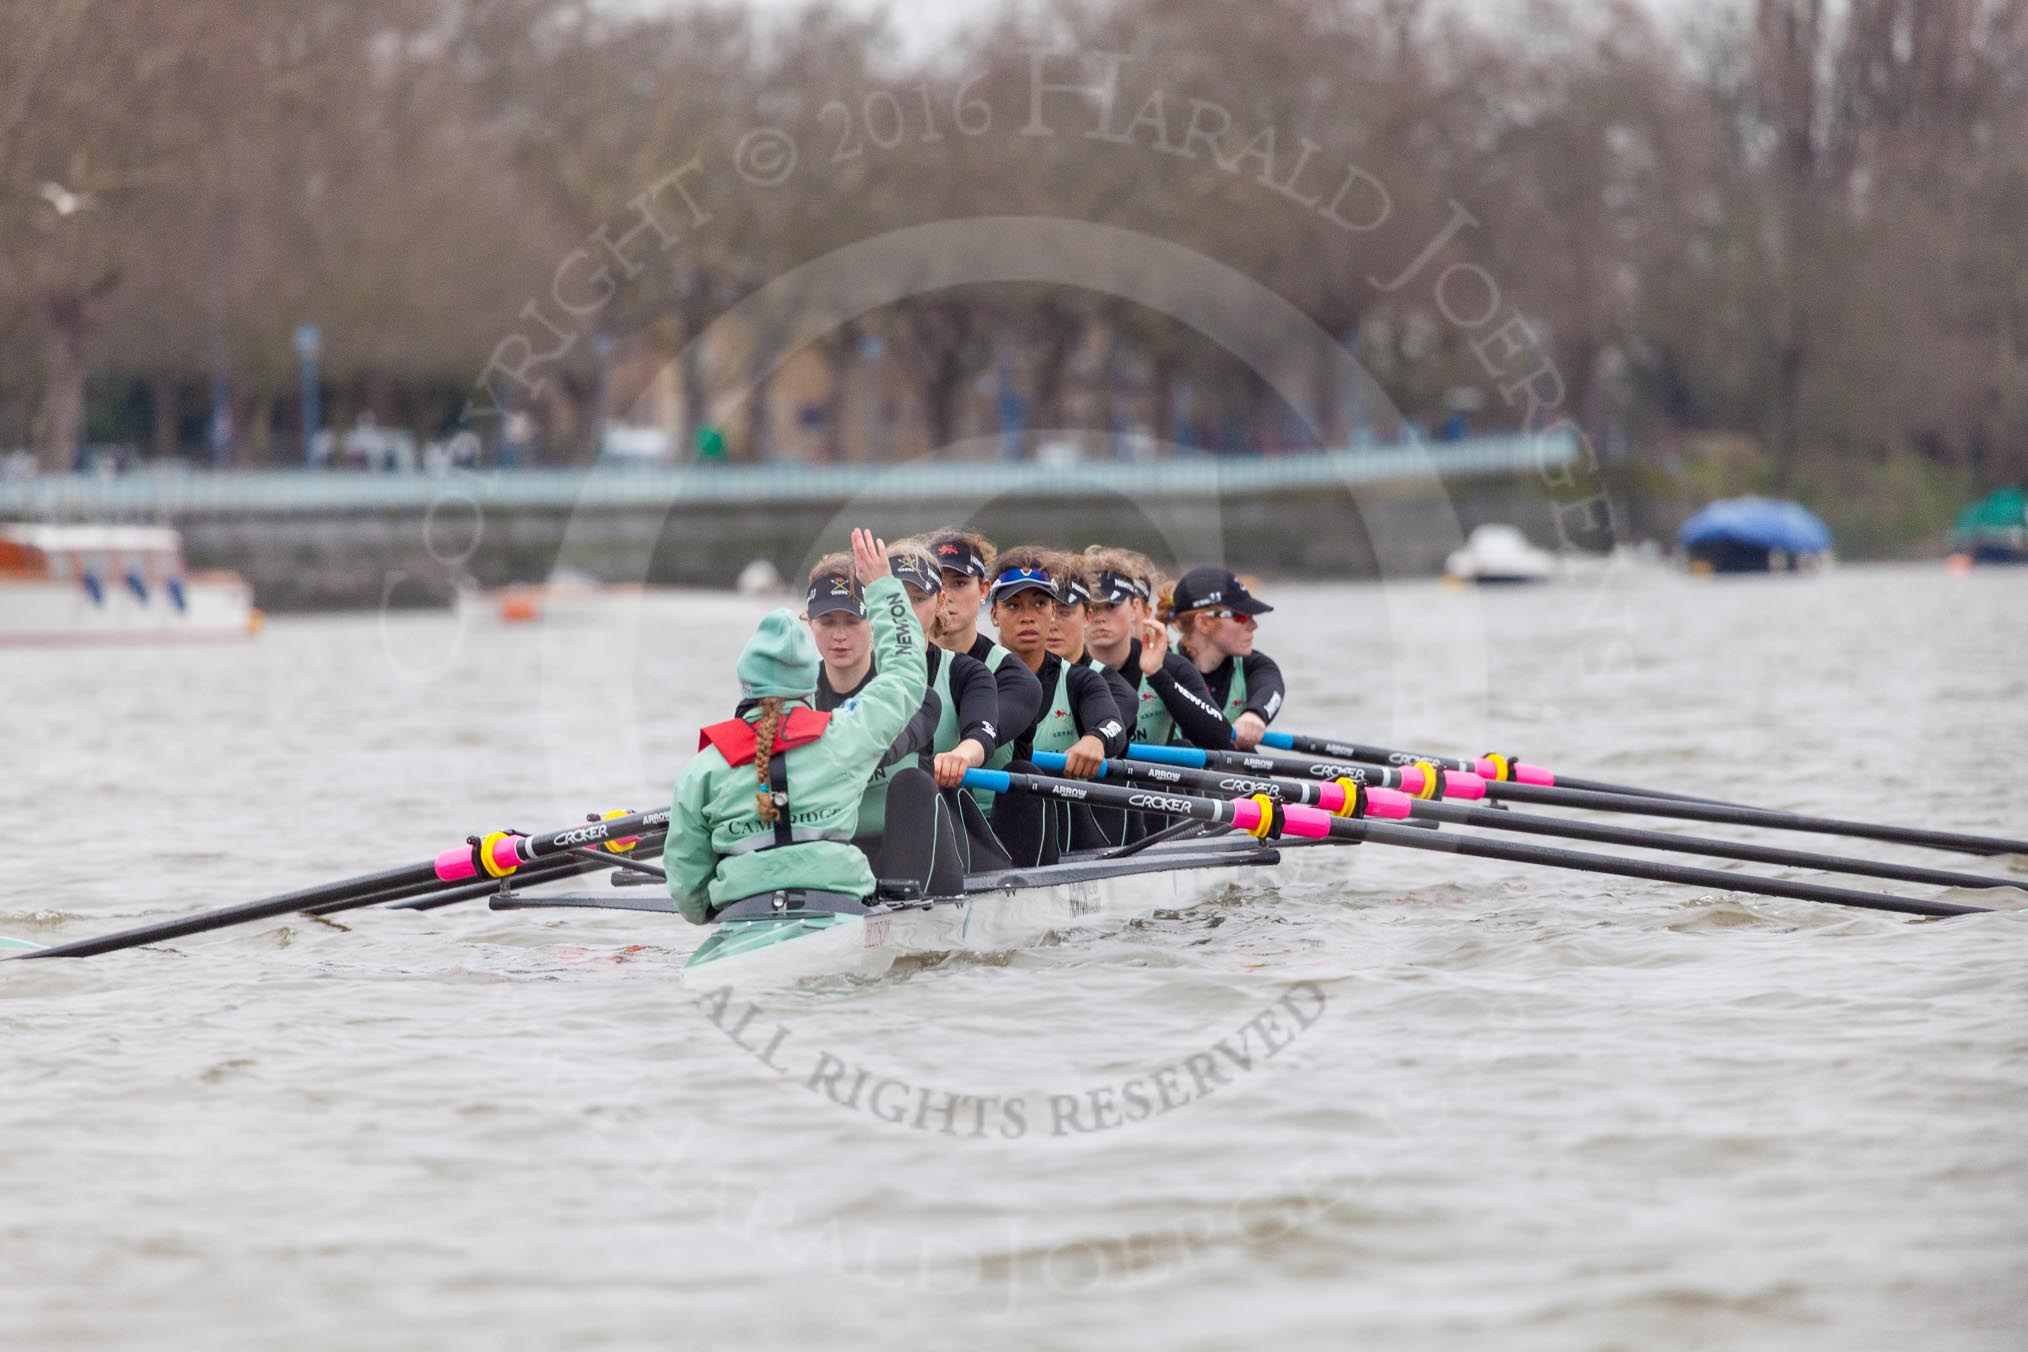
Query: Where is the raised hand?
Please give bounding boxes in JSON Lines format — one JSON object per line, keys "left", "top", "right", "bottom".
{"left": 849, "top": 527, "right": 888, "bottom": 585}
{"left": 1137, "top": 617, "right": 1169, "bottom": 675}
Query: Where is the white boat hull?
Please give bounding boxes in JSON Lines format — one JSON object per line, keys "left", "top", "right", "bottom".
{"left": 0, "top": 575, "right": 255, "bottom": 646}
{"left": 679, "top": 839, "right": 1276, "bottom": 989}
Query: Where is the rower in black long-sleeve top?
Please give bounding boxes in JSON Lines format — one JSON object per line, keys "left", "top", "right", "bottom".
{"left": 1081, "top": 553, "right": 1233, "bottom": 750}
{"left": 1010, "top": 650, "right": 1131, "bottom": 762}
{"left": 1161, "top": 566, "right": 1286, "bottom": 751}
{"left": 1107, "top": 634, "right": 1232, "bottom": 749}
{"left": 890, "top": 538, "right": 1013, "bottom": 876}
{"left": 1201, "top": 650, "right": 1285, "bottom": 728}
{"left": 1039, "top": 555, "right": 1148, "bottom": 844}
{"left": 919, "top": 529, "right": 1042, "bottom": 825}
{"left": 929, "top": 644, "right": 1000, "bottom": 761}
{"left": 982, "top": 547, "right": 1129, "bottom": 866}
{"left": 964, "top": 631, "right": 1042, "bottom": 749}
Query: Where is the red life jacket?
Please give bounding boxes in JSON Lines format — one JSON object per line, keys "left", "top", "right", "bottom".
{"left": 698, "top": 707, "right": 830, "bottom": 766}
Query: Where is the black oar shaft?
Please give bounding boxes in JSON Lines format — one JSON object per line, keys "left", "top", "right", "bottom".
{"left": 325, "top": 844, "right": 652, "bottom": 915}
{"left": 1353, "top": 819, "right": 1989, "bottom": 918}
{"left": 301, "top": 871, "right": 502, "bottom": 917}
{"left": 14, "top": 860, "right": 444, "bottom": 960}
{"left": 390, "top": 858, "right": 613, "bottom": 911}
{"left": 1408, "top": 801, "right": 2024, "bottom": 893}
{"left": 1263, "top": 731, "right": 1731, "bottom": 804}
{"left": 1488, "top": 781, "right": 2028, "bottom": 858}
{"left": 1098, "top": 758, "right": 1330, "bottom": 805}
{"left": 1106, "top": 758, "right": 2023, "bottom": 892}
{"left": 394, "top": 834, "right": 669, "bottom": 911}
{"left": 12, "top": 808, "right": 675, "bottom": 961}
{"left": 971, "top": 769, "right": 1990, "bottom": 919}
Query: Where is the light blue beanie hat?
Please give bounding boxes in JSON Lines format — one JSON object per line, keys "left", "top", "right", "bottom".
{"left": 736, "top": 608, "right": 820, "bottom": 698}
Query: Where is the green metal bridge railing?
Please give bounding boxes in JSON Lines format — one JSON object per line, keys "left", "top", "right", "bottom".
{"left": 0, "top": 432, "right": 1576, "bottom": 519}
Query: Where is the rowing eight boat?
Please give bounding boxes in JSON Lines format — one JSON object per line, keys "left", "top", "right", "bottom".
{"left": 496, "top": 832, "right": 1286, "bottom": 986}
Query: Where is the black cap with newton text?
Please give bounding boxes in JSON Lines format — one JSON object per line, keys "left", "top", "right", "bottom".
{"left": 1091, "top": 570, "right": 1140, "bottom": 605}
{"left": 1169, "top": 566, "right": 1273, "bottom": 616}
{"left": 805, "top": 571, "right": 867, "bottom": 619}
{"left": 929, "top": 535, "right": 988, "bottom": 579}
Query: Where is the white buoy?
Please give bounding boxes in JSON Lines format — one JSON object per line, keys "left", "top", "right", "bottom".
{"left": 736, "top": 559, "right": 784, "bottom": 595}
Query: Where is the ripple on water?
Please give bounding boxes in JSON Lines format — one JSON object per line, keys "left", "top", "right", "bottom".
{"left": 3, "top": 567, "right": 2027, "bottom": 1349}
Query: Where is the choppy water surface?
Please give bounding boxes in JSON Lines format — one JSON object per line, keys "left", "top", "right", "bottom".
{"left": 2, "top": 562, "right": 2024, "bottom": 1350}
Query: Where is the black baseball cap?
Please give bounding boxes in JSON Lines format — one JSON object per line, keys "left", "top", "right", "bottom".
{"left": 1055, "top": 574, "right": 1091, "bottom": 607}
{"left": 929, "top": 535, "right": 988, "bottom": 579}
{"left": 988, "top": 565, "right": 1057, "bottom": 602}
{"left": 1091, "top": 570, "right": 1140, "bottom": 605}
{"left": 888, "top": 552, "right": 942, "bottom": 595}
{"left": 1169, "top": 566, "right": 1272, "bottom": 616}
{"left": 805, "top": 571, "right": 867, "bottom": 619}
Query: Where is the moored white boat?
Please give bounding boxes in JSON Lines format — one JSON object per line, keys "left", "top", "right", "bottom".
{"left": 1444, "top": 523, "right": 1559, "bottom": 585}
{"left": 0, "top": 524, "right": 257, "bottom": 646}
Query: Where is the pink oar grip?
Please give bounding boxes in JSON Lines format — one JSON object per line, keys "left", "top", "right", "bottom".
{"left": 1229, "top": 798, "right": 1264, "bottom": 834}
{"left": 1443, "top": 771, "right": 1488, "bottom": 799}
{"left": 1365, "top": 788, "right": 1413, "bottom": 819}
{"left": 1316, "top": 782, "right": 1349, "bottom": 813}
{"left": 434, "top": 846, "right": 477, "bottom": 882}
{"left": 433, "top": 834, "right": 525, "bottom": 882}
{"left": 1472, "top": 756, "right": 1556, "bottom": 786}
{"left": 1280, "top": 804, "right": 1334, "bottom": 838}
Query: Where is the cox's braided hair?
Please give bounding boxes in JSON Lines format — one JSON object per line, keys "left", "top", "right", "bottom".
{"left": 751, "top": 696, "right": 786, "bottom": 822}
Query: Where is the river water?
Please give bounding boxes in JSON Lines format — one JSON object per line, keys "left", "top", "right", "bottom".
{"left": 2, "top": 562, "right": 2024, "bottom": 1350}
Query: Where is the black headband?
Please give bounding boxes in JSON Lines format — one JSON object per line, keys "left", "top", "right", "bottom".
{"left": 929, "top": 536, "right": 987, "bottom": 578}
{"left": 805, "top": 571, "right": 867, "bottom": 619}
{"left": 889, "top": 554, "right": 942, "bottom": 594}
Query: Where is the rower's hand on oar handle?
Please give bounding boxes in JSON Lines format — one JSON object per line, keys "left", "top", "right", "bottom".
{"left": 1063, "top": 735, "right": 1107, "bottom": 779}
{"left": 850, "top": 527, "right": 889, "bottom": 584}
{"left": 1232, "top": 711, "right": 1269, "bottom": 750}
{"left": 935, "top": 739, "right": 987, "bottom": 788}
{"left": 1137, "top": 618, "right": 1169, "bottom": 675}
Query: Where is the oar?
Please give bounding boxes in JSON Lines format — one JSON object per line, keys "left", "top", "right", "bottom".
{"left": 297, "top": 861, "right": 561, "bottom": 917}
{"left": 1136, "top": 742, "right": 2028, "bottom": 859}
{"left": 1259, "top": 730, "right": 1738, "bottom": 804}
{"left": 967, "top": 768, "right": 1991, "bottom": 919}
{"left": 303, "top": 834, "right": 669, "bottom": 916}
{"left": 1485, "top": 781, "right": 2028, "bottom": 859}
{"left": 1128, "top": 741, "right": 1468, "bottom": 794}
{"left": 389, "top": 837, "right": 668, "bottom": 911}
{"left": 8, "top": 808, "right": 669, "bottom": 961}
{"left": 1043, "top": 753, "right": 2028, "bottom": 895}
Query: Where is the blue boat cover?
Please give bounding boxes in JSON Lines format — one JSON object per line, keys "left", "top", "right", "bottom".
{"left": 1676, "top": 497, "right": 1833, "bottom": 556}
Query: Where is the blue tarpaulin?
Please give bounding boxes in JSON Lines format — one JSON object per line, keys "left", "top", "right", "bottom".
{"left": 1677, "top": 497, "right": 1833, "bottom": 558}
